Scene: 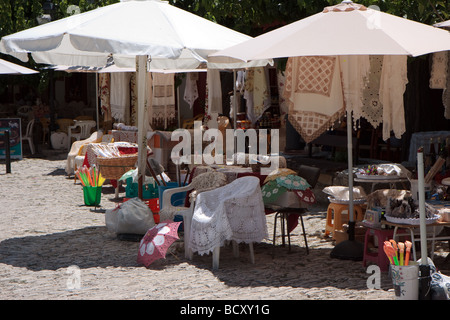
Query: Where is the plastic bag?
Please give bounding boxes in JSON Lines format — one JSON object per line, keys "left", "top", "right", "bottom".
{"left": 105, "top": 197, "right": 154, "bottom": 235}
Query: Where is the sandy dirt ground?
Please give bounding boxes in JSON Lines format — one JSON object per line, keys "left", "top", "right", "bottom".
{"left": 1, "top": 154, "right": 448, "bottom": 302}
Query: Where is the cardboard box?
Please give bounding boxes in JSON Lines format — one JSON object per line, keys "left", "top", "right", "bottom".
{"left": 334, "top": 224, "right": 366, "bottom": 245}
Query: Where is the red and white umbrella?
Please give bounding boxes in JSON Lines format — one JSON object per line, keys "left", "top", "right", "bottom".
{"left": 137, "top": 220, "right": 181, "bottom": 267}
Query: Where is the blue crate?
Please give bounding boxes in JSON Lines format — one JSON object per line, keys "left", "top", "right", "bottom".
{"left": 125, "top": 177, "right": 159, "bottom": 199}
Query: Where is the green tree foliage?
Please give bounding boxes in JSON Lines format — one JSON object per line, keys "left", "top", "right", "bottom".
{"left": 0, "top": 0, "right": 119, "bottom": 97}
{"left": 1, "top": 0, "right": 447, "bottom": 40}
{"left": 170, "top": 0, "right": 331, "bottom": 36}
{"left": 170, "top": 0, "right": 449, "bottom": 36}
{"left": 0, "top": 0, "right": 447, "bottom": 96}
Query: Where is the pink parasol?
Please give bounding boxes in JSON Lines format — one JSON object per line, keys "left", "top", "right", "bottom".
{"left": 137, "top": 220, "right": 181, "bottom": 267}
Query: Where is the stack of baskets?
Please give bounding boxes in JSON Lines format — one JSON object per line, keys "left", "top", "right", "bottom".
{"left": 97, "top": 153, "right": 138, "bottom": 180}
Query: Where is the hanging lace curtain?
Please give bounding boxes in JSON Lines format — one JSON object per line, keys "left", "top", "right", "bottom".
{"left": 150, "top": 73, "right": 176, "bottom": 129}
{"left": 284, "top": 56, "right": 345, "bottom": 143}
{"left": 98, "top": 73, "right": 111, "bottom": 122}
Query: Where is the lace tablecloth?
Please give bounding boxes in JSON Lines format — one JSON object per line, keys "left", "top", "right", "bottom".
{"left": 188, "top": 176, "right": 268, "bottom": 256}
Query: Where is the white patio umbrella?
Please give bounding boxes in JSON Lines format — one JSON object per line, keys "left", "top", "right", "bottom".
{"left": 0, "top": 58, "right": 38, "bottom": 74}
{"left": 434, "top": 20, "right": 450, "bottom": 29}
{"left": 0, "top": 0, "right": 259, "bottom": 190}
{"left": 210, "top": 0, "right": 450, "bottom": 269}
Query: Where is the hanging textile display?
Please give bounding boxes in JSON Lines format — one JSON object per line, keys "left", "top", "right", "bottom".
{"left": 150, "top": 72, "right": 175, "bottom": 130}
{"left": 429, "top": 51, "right": 450, "bottom": 119}
{"left": 379, "top": 55, "right": 408, "bottom": 141}
{"left": 284, "top": 55, "right": 408, "bottom": 142}
{"left": 360, "top": 56, "right": 384, "bottom": 128}
{"left": 443, "top": 52, "right": 450, "bottom": 119}
{"left": 244, "top": 67, "right": 271, "bottom": 124}
{"left": 206, "top": 68, "right": 222, "bottom": 115}
{"left": 110, "top": 72, "right": 132, "bottom": 123}
{"left": 429, "top": 51, "right": 448, "bottom": 89}
{"left": 277, "top": 69, "right": 289, "bottom": 118}
{"left": 130, "top": 73, "right": 138, "bottom": 126}
{"left": 284, "top": 56, "right": 345, "bottom": 143}
{"left": 339, "top": 55, "right": 370, "bottom": 129}
{"left": 184, "top": 72, "right": 199, "bottom": 109}
{"left": 99, "top": 73, "right": 111, "bottom": 122}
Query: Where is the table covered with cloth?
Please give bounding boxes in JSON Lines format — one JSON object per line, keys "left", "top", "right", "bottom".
{"left": 83, "top": 143, "right": 139, "bottom": 188}
{"left": 188, "top": 176, "right": 268, "bottom": 256}
{"left": 187, "top": 165, "right": 315, "bottom": 234}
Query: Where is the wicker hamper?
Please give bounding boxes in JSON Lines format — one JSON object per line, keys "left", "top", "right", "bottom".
{"left": 97, "top": 153, "right": 138, "bottom": 180}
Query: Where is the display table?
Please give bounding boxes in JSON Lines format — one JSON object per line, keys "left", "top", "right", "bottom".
{"left": 382, "top": 219, "right": 450, "bottom": 261}
{"left": 354, "top": 175, "right": 409, "bottom": 192}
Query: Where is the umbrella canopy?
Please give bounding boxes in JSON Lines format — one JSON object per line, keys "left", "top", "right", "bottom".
{"left": 137, "top": 220, "right": 182, "bottom": 267}
{"left": 0, "top": 0, "right": 253, "bottom": 69}
{"left": 0, "top": 58, "right": 38, "bottom": 75}
{"left": 0, "top": 0, "right": 262, "bottom": 188}
{"left": 210, "top": 1, "right": 450, "bottom": 63}
{"left": 210, "top": 1, "right": 450, "bottom": 266}
{"left": 434, "top": 20, "right": 450, "bottom": 29}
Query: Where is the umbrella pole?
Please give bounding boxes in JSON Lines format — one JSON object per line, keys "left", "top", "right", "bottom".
{"left": 95, "top": 73, "right": 99, "bottom": 132}
{"left": 233, "top": 69, "right": 237, "bottom": 129}
{"left": 330, "top": 110, "right": 363, "bottom": 260}
{"left": 417, "top": 149, "right": 431, "bottom": 300}
{"left": 136, "top": 55, "right": 150, "bottom": 199}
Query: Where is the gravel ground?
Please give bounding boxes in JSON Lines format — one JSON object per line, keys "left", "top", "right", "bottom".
{"left": 1, "top": 154, "right": 448, "bottom": 302}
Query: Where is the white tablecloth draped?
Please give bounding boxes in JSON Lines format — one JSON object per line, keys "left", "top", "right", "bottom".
{"left": 188, "top": 176, "right": 268, "bottom": 256}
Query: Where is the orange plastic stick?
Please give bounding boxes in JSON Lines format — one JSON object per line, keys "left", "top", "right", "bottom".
{"left": 383, "top": 241, "right": 398, "bottom": 265}
{"left": 404, "top": 241, "right": 412, "bottom": 266}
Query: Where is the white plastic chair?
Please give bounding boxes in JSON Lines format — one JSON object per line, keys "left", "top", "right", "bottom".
{"left": 189, "top": 176, "right": 267, "bottom": 269}
{"left": 21, "top": 119, "right": 35, "bottom": 154}
{"left": 160, "top": 171, "right": 228, "bottom": 260}
{"left": 67, "top": 120, "right": 96, "bottom": 149}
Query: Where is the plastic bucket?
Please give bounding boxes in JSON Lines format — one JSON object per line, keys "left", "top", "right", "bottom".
{"left": 83, "top": 186, "right": 102, "bottom": 206}
{"left": 390, "top": 262, "right": 419, "bottom": 300}
{"left": 158, "top": 182, "right": 187, "bottom": 208}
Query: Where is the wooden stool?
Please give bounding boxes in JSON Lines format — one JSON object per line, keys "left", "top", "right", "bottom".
{"left": 325, "top": 202, "right": 365, "bottom": 238}
{"left": 363, "top": 227, "right": 394, "bottom": 272}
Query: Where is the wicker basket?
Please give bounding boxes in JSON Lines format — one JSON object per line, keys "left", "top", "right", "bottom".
{"left": 97, "top": 153, "right": 138, "bottom": 180}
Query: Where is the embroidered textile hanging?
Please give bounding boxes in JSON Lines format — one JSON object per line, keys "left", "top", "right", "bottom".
{"left": 110, "top": 72, "right": 132, "bottom": 123}
{"left": 130, "top": 73, "right": 138, "bottom": 126}
{"left": 98, "top": 73, "right": 112, "bottom": 122}
{"left": 284, "top": 56, "right": 345, "bottom": 143}
{"left": 443, "top": 52, "right": 450, "bottom": 119}
{"left": 360, "top": 56, "right": 383, "bottom": 128}
{"left": 184, "top": 72, "right": 199, "bottom": 109}
{"left": 277, "top": 70, "right": 289, "bottom": 118}
{"left": 339, "top": 55, "right": 371, "bottom": 129}
{"left": 430, "top": 51, "right": 450, "bottom": 119}
{"left": 244, "top": 67, "right": 271, "bottom": 124}
{"left": 430, "top": 51, "right": 448, "bottom": 89}
{"left": 380, "top": 55, "right": 408, "bottom": 140}
{"left": 150, "top": 73, "right": 175, "bottom": 130}
{"left": 206, "top": 69, "right": 222, "bottom": 115}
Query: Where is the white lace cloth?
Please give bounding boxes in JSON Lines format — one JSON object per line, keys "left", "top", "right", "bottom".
{"left": 188, "top": 176, "right": 268, "bottom": 256}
